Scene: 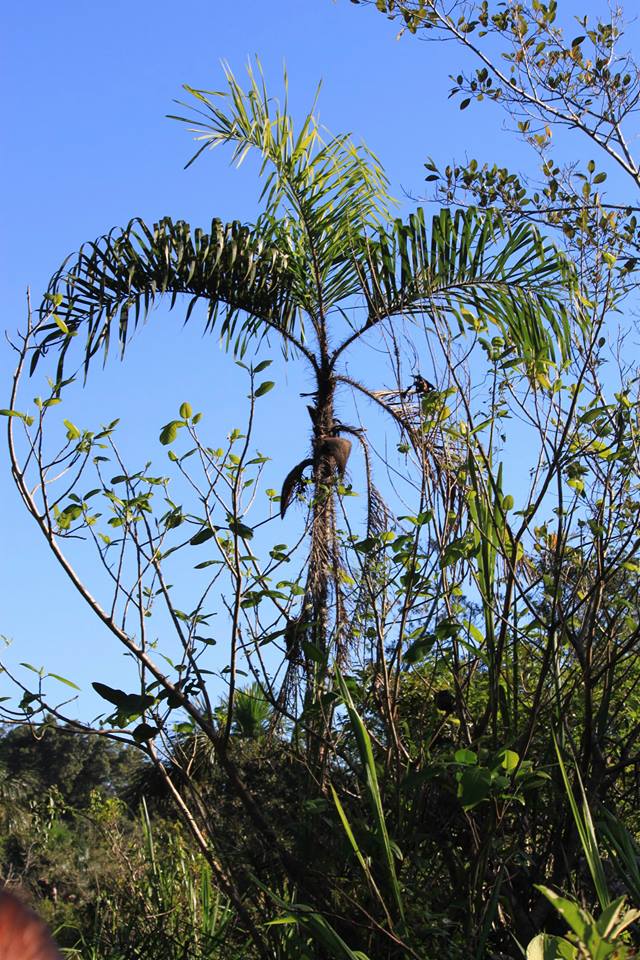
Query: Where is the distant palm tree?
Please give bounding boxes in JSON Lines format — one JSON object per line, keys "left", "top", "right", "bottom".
{"left": 35, "top": 64, "right": 575, "bottom": 718}
{"left": 0, "top": 760, "right": 34, "bottom": 833}
{"left": 232, "top": 684, "right": 272, "bottom": 740}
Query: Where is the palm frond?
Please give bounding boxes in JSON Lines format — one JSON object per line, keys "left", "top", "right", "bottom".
{"left": 359, "top": 206, "right": 579, "bottom": 368}
{"left": 172, "top": 61, "right": 395, "bottom": 315}
{"left": 233, "top": 683, "right": 272, "bottom": 739}
{"left": 35, "top": 216, "right": 298, "bottom": 377}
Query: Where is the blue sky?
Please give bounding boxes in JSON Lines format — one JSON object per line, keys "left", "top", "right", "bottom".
{"left": 0, "top": 0, "right": 615, "bottom": 720}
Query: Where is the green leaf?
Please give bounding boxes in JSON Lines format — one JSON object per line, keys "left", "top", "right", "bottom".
{"left": 362, "top": 207, "right": 577, "bottom": 368}
{"left": 92, "top": 682, "right": 155, "bottom": 715}
{"left": 227, "top": 518, "right": 254, "bottom": 539}
{"left": 174, "top": 721, "right": 195, "bottom": 734}
{"left": 535, "top": 887, "right": 592, "bottom": 942}
{"left": 458, "top": 766, "right": 492, "bottom": 810}
{"left": 253, "top": 359, "right": 272, "bottom": 373}
{"left": 179, "top": 401, "right": 192, "bottom": 419}
{"left": 164, "top": 509, "right": 183, "bottom": 529}
{"left": 63, "top": 419, "right": 81, "bottom": 439}
{"left": 48, "top": 673, "right": 81, "bottom": 690}
{"left": 189, "top": 526, "right": 216, "bottom": 545}
{"left": 159, "top": 421, "right": 182, "bottom": 445}
{"left": 254, "top": 380, "right": 275, "bottom": 397}
{"left": 596, "top": 897, "right": 629, "bottom": 939}
{"left": 20, "top": 662, "right": 43, "bottom": 675}
{"left": 579, "top": 405, "right": 610, "bottom": 424}
{"left": 56, "top": 503, "right": 83, "bottom": 529}
{"left": 500, "top": 749, "right": 520, "bottom": 772}
{"left": 132, "top": 722, "right": 160, "bottom": 742}
{"left": 455, "top": 748, "right": 478, "bottom": 765}
{"left": 44, "top": 292, "right": 64, "bottom": 307}
{"left": 526, "top": 933, "right": 578, "bottom": 960}
{"left": 404, "top": 632, "right": 435, "bottom": 663}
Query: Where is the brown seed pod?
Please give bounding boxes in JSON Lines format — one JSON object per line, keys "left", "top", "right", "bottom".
{"left": 280, "top": 458, "right": 314, "bottom": 518}
{"left": 317, "top": 435, "right": 352, "bottom": 477}
{"left": 280, "top": 423, "right": 354, "bottom": 519}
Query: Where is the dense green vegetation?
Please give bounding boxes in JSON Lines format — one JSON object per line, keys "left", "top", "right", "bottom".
{"left": 3, "top": 2, "right": 640, "bottom": 957}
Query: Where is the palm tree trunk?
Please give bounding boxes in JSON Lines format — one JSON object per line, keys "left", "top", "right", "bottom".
{"left": 302, "top": 364, "right": 342, "bottom": 772}
{"left": 307, "top": 368, "right": 335, "bottom": 656}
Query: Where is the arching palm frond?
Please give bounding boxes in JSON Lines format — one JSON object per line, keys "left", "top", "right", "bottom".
{"left": 358, "top": 206, "right": 579, "bottom": 369}
{"left": 34, "top": 215, "right": 299, "bottom": 377}
{"left": 35, "top": 64, "right": 397, "bottom": 381}
{"left": 171, "top": 61, "right": 395, "bottom": 318}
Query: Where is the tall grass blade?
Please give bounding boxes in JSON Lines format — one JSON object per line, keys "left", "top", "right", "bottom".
{"left": 552, "top": 732, "right": 610, "bottom": 909}
{"left": 336, "top": 668, "right": 405, "bottom": 922}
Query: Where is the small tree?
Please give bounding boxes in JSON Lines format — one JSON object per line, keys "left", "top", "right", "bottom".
{"left": 4, "top": 64, "right": 591, "bottom": 956}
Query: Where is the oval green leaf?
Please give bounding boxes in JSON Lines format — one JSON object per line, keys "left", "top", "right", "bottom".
{"left": 254, "top": 380, "right": 275, "bottom": 397}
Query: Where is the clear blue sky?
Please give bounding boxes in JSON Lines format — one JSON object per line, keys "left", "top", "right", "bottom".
{"left": 0, "top": 0, "right": 612, "bottom": 720}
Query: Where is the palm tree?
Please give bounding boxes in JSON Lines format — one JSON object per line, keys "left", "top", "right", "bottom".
{"left": 34, "top": 63, "right": 575, "bottom": 725}
{"left": 232, "top": 684, "right": 272, "bottom": 740}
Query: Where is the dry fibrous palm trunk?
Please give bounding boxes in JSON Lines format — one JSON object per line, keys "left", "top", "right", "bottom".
{"left": 346, "top": 479, "right": 392, "bottom": 662}
{"left": 277, "top": 374, "right": 358, "bottom": 728}
{"left": 307, "top": 436, "right": 351, "bottom": 630}
{"left": 273, "top": 445, "right": 351, "bottom": 728}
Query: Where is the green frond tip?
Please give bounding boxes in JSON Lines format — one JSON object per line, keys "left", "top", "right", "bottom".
{"left": 170, "top": 61, "right": 396, "bottom": 315}
{"left": 173, "top": 59, "right": 393, "bottom": 226}
{"left": 34, "top": 216, "right": 297, "bottom": 377}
